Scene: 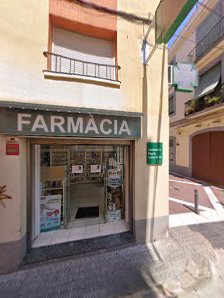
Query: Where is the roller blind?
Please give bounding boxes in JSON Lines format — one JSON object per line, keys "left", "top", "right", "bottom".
{"left": 195, "top": 63, "right": 221, "bottom": 99}
{"left": 52, "top": 27, "right": 116, "bottom": 80}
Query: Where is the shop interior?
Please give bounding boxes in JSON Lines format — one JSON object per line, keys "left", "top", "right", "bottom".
{"left": 32, "top": 144, "right": 129, "bottom": 247}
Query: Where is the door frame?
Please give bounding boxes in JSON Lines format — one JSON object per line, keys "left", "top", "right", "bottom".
{"left": 28, "top": 138, "right": 135, "bottom": 249}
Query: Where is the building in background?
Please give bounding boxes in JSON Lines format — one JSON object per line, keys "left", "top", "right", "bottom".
{"left": 0, "top": 0, "right": 168, "bottom": 272}
{"left": 169, "top": 0, "right": 224, "bottom": 186}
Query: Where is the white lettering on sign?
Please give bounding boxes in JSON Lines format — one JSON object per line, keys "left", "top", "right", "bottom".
{"left": 67, "top": 117, "right": 83, "bottom": 133}
{"left": 85, "top": 118, "right": 99, "bottom": 134}
{"left": 17, "top": 114, "right": 132, "bottom": 136}
{"left": 100, "top": 119, "right": 112, "bottom": 135}
{"left": 119, "top": 121, "right": 131, "bottom": 135}
{"left": 50, "top": 116, "right": 65, "bottom": 133}
{"left": 114, "top": 120, "right": 118, "bottom": 135}
{"left": 31, "top": 115, "right": 48, "bottom": 132}
{"left": 18, "top": 114, "right": 31, "bottom": 131}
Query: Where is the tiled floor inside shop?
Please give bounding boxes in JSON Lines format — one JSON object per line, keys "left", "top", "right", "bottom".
{"left": 32, "top": 220, "right": 129, "bottom": 248}
{"left": 67, "top": 183, "right": 105, "bottom": 227}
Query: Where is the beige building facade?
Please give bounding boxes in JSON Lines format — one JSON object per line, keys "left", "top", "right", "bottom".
{"left": 169, "top": 0, "right": 224, "bottom": 185}
{"left": 0, "top": 0, "right": 169, "bottom": 272}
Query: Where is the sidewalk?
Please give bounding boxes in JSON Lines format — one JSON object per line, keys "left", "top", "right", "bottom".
{"left": 1, "top": 221, "right": 224, "bottom": 297}
{"left": 169, "top": 173, "right": 224, "bottom": 227}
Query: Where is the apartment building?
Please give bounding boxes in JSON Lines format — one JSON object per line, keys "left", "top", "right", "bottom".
{"left": 169, "top": 0, "right": 224, "bottom": 186}
{"left": 0, "top": 0, "right": 169, "bottom": 272}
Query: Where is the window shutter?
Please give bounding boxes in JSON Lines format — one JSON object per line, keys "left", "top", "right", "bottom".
{"left": 52, "top": 28, "right": 116, "bottom": 80}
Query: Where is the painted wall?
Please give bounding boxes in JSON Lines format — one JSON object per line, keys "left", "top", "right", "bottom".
{"left": 170, "top": 105, "right": 224, "bottom": 174}
{"left": 0, "top": 137, "right": 27, "bottom": 242}
{"left": 0, "top": 0, "right": 143, "bottom": 113}
{"left": 50, "top": 0, "right": 117, "bottom": 40}
{"left": 117, "top": 0, "right": 169, "bottom": 241}
{"left": 168, "top": 0, "right": 222, "bottom": 124}
{"left": 0, "top": 0, "right": 169, "bottom": 253}
{"left": 169, "top": 0, "right": 224, "bottom": 178}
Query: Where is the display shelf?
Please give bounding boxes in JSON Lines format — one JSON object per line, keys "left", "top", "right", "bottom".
{"left": 50, "top": 150, "right": 69, "bottom": 167}
{"left": 42, "top": 187, "right": 63, "bottom": 191}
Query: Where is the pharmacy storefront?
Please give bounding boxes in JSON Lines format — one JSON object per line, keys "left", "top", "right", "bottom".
{"left": 0, "top": 105, "right": 141, "bottom": 249}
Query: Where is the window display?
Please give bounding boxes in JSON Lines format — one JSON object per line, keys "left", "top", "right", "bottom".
{"left": 106, "top": 167, "right": 123, "bottom": 221}
{"left": 39, "top": 144, "right": 126, "bottom": 233}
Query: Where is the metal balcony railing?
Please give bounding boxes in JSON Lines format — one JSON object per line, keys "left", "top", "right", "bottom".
{"left": 43, "top": 51, "right": 120, "bottom": 82}
{"left": 188, "top": 19, "right": 223, "bottom": 62}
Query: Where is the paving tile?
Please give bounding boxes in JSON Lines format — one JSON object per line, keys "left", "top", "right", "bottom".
{"left": 69, "top": 227, "right": 85, "bottom": 236}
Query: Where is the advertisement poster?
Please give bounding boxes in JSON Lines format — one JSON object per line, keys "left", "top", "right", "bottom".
{"left": 90, "top": 165, "right": 102, "bottom": 173}
{"left": 40, "top": 194, "right": 61, "bottom": 232}
{"left": 72, "top": 165, "right": 83, "bottom": 174}
{"left": 106, "top": 169, "right": 122, "bottom": 221}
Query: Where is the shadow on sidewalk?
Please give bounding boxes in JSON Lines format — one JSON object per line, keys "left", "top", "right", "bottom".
{"left": 188, "top": 220, "right": 224, "bottom": 250}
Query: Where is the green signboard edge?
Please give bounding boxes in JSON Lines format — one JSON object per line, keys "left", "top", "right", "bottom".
{"left": 174, "top": 87, "right": 193, "bottom": 93}
{"left": 156, "top": 0, "right": 197, "bottom": 44}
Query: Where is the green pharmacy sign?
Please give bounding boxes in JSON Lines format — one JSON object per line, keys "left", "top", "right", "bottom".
{"left": 0, "top": 108, "right": 141, "bottom": 139}
{"left": 147, "top": 142, "right": 163, "bottom": 165}
{"left": 172, "top": 62, "right": 198, "bottom": 93}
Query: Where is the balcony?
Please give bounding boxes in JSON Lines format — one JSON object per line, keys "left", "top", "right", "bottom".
{"left": 188, "top": 19, "right": 223, "bottom": 63}
{"left": 185, "top": 96, "right": 224, "bottom": 116}
{"left": 43, "top": 51, "right": 121, "bottom": 84}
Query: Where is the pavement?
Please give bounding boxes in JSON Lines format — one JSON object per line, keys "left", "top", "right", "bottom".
{"left": 1, "top": 173, "right": 224, "bottom": 297}
{"left": 1, "top": 221, "right": 224, "bottom": 297}
{"left": 169, "top": 173, "right": 224, "bottom": 227}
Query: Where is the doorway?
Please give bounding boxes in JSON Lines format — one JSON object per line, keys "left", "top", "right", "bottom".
{"left": 31, "top": 142, "right": 130, "bottom": 246}
{"left": 192, "top": 131, "right": 224, "bottom": 186}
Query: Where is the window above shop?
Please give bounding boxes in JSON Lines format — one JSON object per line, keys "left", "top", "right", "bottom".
{"left": 169, "top": 94, "right": 175, "bottom": 116}
{"left": 43, "top": 27, "right": 120, "bottom": 86}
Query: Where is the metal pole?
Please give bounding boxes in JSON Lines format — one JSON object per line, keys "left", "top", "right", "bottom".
{"left": 194, "top": 189, "right": 199, "bottom": 214}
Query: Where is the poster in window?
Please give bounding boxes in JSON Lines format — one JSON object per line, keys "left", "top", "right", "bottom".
{"left": 40, "top": 195, "right": 61, "bottom": 232}
{"left": 90, "top": 165, "right": 102, "bottom": 173}
{"left": 72, "top": 165, "right": 83, "bottom": 174}
{"left": 106, "top": 169, "right": 123, "bottom": 221}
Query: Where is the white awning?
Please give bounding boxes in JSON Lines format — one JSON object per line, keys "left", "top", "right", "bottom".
{"left": 195, "top": 63, "right": 221, "bottom": 99}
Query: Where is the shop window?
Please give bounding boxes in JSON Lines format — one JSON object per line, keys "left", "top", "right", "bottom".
{"left": 36, "top": 144, "right": 128, "bottom": 233}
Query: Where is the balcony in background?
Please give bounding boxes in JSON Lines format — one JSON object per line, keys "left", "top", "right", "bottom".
{"left": 43, "top": 51, "right": 121, "bottom": 84}
{"left": 188, "top": 19, "right": 223, "bottom": 63}
{"left": 185, "top": 96, "right": 224, "bottom": 117}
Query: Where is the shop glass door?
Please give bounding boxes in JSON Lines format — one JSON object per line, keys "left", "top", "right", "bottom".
{"left": 33, "top": 143, "right": 128, "bottom": 235}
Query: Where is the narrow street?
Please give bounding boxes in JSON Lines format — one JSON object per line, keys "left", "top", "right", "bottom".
{"left": 169, "top": 173, "right": 224, "bottom": 227}
{"left": 1, "top": 219, "right": 224, "bottom": 297}
{"left": 1, "top": 174, "right": 224, "bottom": 297}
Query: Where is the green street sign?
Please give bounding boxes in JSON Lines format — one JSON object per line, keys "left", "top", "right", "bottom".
{"left": 147, "top": 142, "right": 163, "bottom": 165}
{"left": 172, "top": 62, "right": 198, "bottom": 93}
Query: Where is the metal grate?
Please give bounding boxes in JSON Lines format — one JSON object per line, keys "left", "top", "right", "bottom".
{"left": 43, "top": 51, "right": 120, "bottom": 82}
{"left": 188, "top": 19, "right": 223, "bottom": 62}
